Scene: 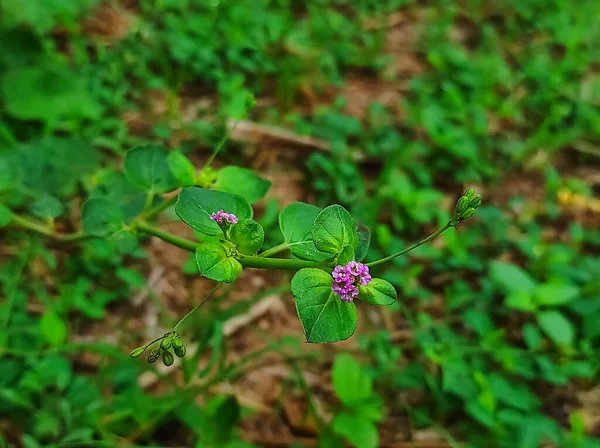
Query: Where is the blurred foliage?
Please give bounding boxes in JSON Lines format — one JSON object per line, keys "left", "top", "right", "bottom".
{"left": 1, "top": 0, "right": 599, "bottom": 447}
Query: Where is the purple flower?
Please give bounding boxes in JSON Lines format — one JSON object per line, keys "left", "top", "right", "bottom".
{"left": 330, "top": 261, "right": 371, "bottom": 302}
{"left": 210, "top": 210, "right": 238, "bottom": 224}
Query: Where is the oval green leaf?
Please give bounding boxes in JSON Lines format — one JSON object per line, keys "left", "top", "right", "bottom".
{"left": 312, "top": 204, "right": 357, "bottom": 255}
{"left": 30, "top": 193, "right": 64, "bottom": 220}
{"left": 537, "top": 310, "right": 575, "bottom": 347}
{"left": 175, "top": 187, "right": 253, "bottom": 237}
{"left": 195, "top": 243, "right": 242, "bottom": 283}
{"left": 279, "top": 202, "right": 330, "bottom": 261}
{"left": 355, "top": 223, "right": 371, "bottom": 262}
{"left": 0, "top": 204, "right": 13, "bottom": 228}
{"left": 214, "top": 166, "right": 271, "bottom": 204}
{"left": 358, "top": 278, "right": 397, "bottom": 306}
{"left": 81, "top": 198, "right": 125, "bottom": 237}
{"left": 291, "top": 268, "right": 357, "bottom": 343}
{"left": 124, "top": 144, "right": 177, "bottom": 193}
{"left": 230, "top": 219, "right": 264, "bottom": 255}
{"left": 167, "top": 152, "right": 196, "bottom": 187}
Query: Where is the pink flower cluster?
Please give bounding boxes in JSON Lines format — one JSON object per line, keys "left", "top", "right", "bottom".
{"left": 331, "top": 261, "right": 372, "bottom": 302}
{"left": 209, "top": 210, "right": 238, "bottom": 224}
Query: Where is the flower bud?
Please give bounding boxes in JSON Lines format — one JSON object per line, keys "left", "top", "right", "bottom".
{"left": 172, "top": 337, "right": 184, "bottom": 349}
{"left": 461, "top": 207, "right": 476, "bottom": 221}
{"left": 162, "top": 350, "right": 175, "bottom": 366}
{"left": 464, "top": 188, "right": 475, "bottom": 199}
{"left": 174, "top": 343, "right": 186, "bottom": 358}
{"left": 160, "top": 338, "right": 172, "bottom": 350}
{"left": 147, "top": 348, "right": 160, "bottom": 364}
{"left": 455, "top": 196, "right": 470, "bottom": 216}
{"left": 130, "top": 346, "right": 146, "bottom": 358}
{"left": 468, "top": 194, "right": 481, "bottom": 209}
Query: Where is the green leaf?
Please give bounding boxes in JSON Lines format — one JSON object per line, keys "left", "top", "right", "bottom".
{"left": 0, "top": 204, "right": 13, "bottom": 227}
{"left": 490, "top": 261, "right": 537, "bottom": 294}
{"left": 337, "top": 245, "right": 355, "bottom": 265}
{"left": 195, "top": 243, "right": 242, "bottom": 283}
{"left": 167, "top": 152, "right": 196, "bottom": 187}
{"left": 279, "top": 202, "right": 330, "bottom": 261}
{"left": 332, "top": 412, "right": 378, "bottom": 448}
{"left": 124, "top": 144, "right": 176, "bottom": 193}
{"left": 0, "top": 154, "right": 22, "bottom": 191}
{"left": 312, "top": 204, "right": 357, "bottom": 255}
{"left": 355, "top": 224, "right": 371, "bottom": 262}
{"left": 523, "top": 323, "right": 542, "bottom": 350}
{"left": 205, "top": 394, "right": 241, "bottom": 444}
{"left": 29, "top": 194, "right": 64, "bottom": 220}
{"left": 40, "top": 312, "right": 66, "bottom": 346}
{"left": 332, "top": 354, "right": 373, "bottom": 405}
{"left": 537, "top": 310, "right": 575, "bottom": 347}
{"left": 230, "top": 219, "right": 264, "bottom": 255}
{"left": 534, "top": 284, "right": 579, "bottom": 306}
{"left": 2, "top": 66, "right": 101, "bottom": 122}
{"left": 214, "top": 166, "right": 271, "bottom": 204}
{"left": 175, "top": 187, "right": 252, "bottom": 237}
{"left": 291, "top": 268, "right": 357, "bottom": 343}
{"left": 81, "top": 199, "right": 125, "bottom": 237}
{"left": 358, "top": 278, "right": 397, "bottom": 306}
{"left": 505, "top": 291, "right": 537, "bottom": 312}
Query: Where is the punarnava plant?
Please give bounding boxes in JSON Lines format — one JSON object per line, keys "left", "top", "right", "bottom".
{"left": 4, "top": 144, "right": 481, "bottom": 366}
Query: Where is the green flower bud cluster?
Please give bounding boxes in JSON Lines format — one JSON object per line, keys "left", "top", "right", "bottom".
{"left": 129, "top": 332, "right": 187, "bottom": 367}
{"left": 453, "top": 188, "right": 482, "bottom": 225}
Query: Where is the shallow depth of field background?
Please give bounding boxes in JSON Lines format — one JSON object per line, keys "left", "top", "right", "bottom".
{"left": 1, "top": 1, "right": 599, "bottom": 447}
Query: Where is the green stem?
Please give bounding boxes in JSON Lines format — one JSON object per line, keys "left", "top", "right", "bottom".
{"left": 140, "top": 195, "right": 178, "bottom": 221}
{"left": 258, "top": 242, "right": 290, "bottom": 258}
{"left": 239, "top": 255, "right": 323, "bottom": 270}
{"left": 135, "top": 221, "right": 198, "bottom": 252}
{"left": 173, "top": 282, "right": 222, "bottom": 332}
{"left": 202, "top": 121, "right": 238, "bottom": 170}
{"left": 144, "top": 191, "right": 155, "bottom": 212}
{"left": 11, "top": 215, "right": 89, "bottom": 242}
{"left": 366, "top": 221, "right": 453, "bottom": 268}
{"left": 135, "top": 222, "right": 326, "bottom": 271}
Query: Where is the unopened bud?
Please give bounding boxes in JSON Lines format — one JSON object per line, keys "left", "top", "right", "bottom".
{"left": 461, "top": 207, "right": 476, "bottom": 221}
{"left": 455, "top": 196, "right": 470, "bottom": 216}
{"left": 130, "top": 346, "right": 146, "bottom": 358}
{"left": 160, "top": 338, "right": 172, "bottom": 350}
{"left": 468, "top": 194, "right": 481, "bottom": 209}
{"left": 174, "top": 344, "right": 186, "bottom": 358}
{"left": 464, "top": 188, "right": 475, "bottom": 199}
{"left": 172, "top": 337, "right": 184, "bottom": 349}
{"left": 147, "top": 348, "right": 160, "bottom": 364}
{"left": 162, "top": 350, "right": 174, "bottom": 366}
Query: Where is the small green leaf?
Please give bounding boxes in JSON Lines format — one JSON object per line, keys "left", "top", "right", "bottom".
{"left": 81, "top": 198, "right": 124, "bottom": 237}
{"left": 291, "top": 268, "right": 357, "bottom": 343}
{"left": 167, "top": 152, "right": 196, "bottom": 187}
{"left": 40, "top": 312, "right": 66, "bottom": 346}
{"left": 195, "top": 243, "right": 242, "bottom": 283}
{"left": 490, "top": 261, "right": 537, "bottom": 294}
{"left": 312, "top": 204, "right": 358, "bottom": 255}
{"left": 534, "top": 284, "right": 579, "bottom": 306}
{"left": 332, "top": 412, "right": 378, "bottom": 448}
{"left": 523, "top": 323, "right": 542, "bottom": 350}
{"left": 176, "top": 187, "right": 252, "bottom": 237}
{"left": 30, "top": 194, "right": 64, "bottom": 220}
{"left": 279, "top": 202, "right": 329, "bottom": 261}
{"left": 358, "top": 278, "right": 397, "bottom": 306}
{"left": 124, "top": 144, "right": 176, "bottom": 193}
{"left": 230, "top": 219, "right": 264, "bottom": 255}
{"left": 332, "top": 354, "right": 373, "bottom": 405}
{"left": 214, "top": 166, "right": 271, "bottom": 204}
{"left": 537, "top": 310, "right": 575, "bottom": 347}
{"left": 337, "top": 245, "right": 355, "bottom": 265}
{"left": 0, "top": 204, "right": 13, "bottom": 227}
{"left": 505, "top": 291, "right": 537, "bottom": 312}
{"left": 0, "top": 155, "right": 22, "bottom": 191}
{"left": 355, "top": 224, "right": 371, "bottom": 262}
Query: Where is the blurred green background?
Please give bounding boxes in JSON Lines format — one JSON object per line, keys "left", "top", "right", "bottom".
{"left": 1, "top": 1, "right": 600, "bottom": 447}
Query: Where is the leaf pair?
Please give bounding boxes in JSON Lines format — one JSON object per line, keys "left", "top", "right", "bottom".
{"left": 176, "top": 187, "right": 264, "bottom": 283}
{"left": 291, "top": 205, "right": 396, "bottom": 344}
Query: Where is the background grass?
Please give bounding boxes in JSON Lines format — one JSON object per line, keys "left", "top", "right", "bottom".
{"left": 1, "top": 0, "right": 599, "bottom": 447}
